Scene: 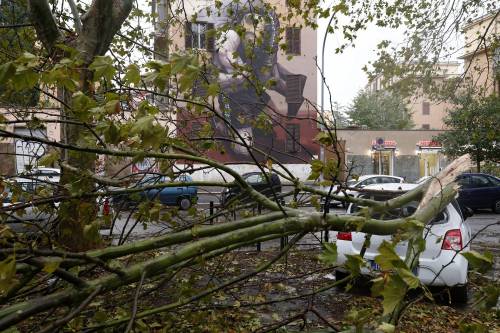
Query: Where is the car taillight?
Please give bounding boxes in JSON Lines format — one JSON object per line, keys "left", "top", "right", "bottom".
{"left": 337, "top": 232, "right": 352, "bottom": 241}
{"left": 103, "top": 198, "right": 110, "bottom": 216}
{"left": 442, "top": 229, "right": 462, "bottom": 250}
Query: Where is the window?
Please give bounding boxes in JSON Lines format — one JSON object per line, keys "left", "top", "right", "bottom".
{"left": 457, "top": 175, "right": 470, "bottom": 187}
{"left": 422, "top": 101, "right": 430, "bottom": 115}
{"left": 422, "top": 124, "right": 430, "bottom": 129}
{"left": 286, "top": 27, "right": 301, "bottom": 55}
{"left": 185, "top": 22, "right": 214, "bottom": 51}
{"left": 285, "top": 124, "right": 300, "bottom": 153}
{"left": 245, "top": 174, "right": 262, "bottom": 184}
{"left": 470, "top": 175, "right": 491, "bottom": 187}
{"left": 487, "top": 176, "right": 500, "bottom": 186}
{"left": 190, "top": 122, "right": 202, "bottom": 139}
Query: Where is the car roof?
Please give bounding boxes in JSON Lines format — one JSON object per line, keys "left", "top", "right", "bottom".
{"left": 354, "top": 174, "right": 404, "bottom": 182}
{"left": 361, "top": 183, "right": 417, "bottom": 191}
{"left": 27, "top": 167, "right": 60, "bottom": 174}
{"left": 460, "top": 173, "right": 498, "bottom": 178}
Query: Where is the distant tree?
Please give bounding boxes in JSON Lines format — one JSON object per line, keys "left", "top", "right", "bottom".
{"left": 436, "top": 94, "right": 500, "bottom": 172}
{"left": 348, "top": 90, "right": 414, "bottom": 129}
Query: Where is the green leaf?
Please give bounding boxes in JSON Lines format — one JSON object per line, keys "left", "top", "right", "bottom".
{"left": 396, "top": 268, "right": 420, "bottom": 289}
{"left": 318, "top": 242, "right": 337, "bottom": 266}
{"left": 131, "top": 115, "right": 155, "bottom": 134}
{"left": 206, "top": 83, "right": 220, "bottom": 96}
{"left": 344, "top": 254, "right": 364, "bottom": 276}
{"left": 314, "top": 132, "right": 333, "bottom": 146}
{"left": 0, "top": 62, "right": 15, "bottom": 85}
{"left": 124, "top": 64, "right": 141, "bottom": 86}
{"left": 89, "top": 56, "right": 116, "bottom": 81}
{"left": 460, "top": 250, "right": 493, "bottom": 273}
{"left": 38, "top": 150, "right": 60, "bottom": 167}
{"left": 42, "top": 259, "right": 62, "bottom": 274}
{"left": 459, "top": 323, "right": 488, "bottom": 333}
{"left": 379, "top": 274, "right": 407, "bottom": 315}
{"left": 0, "top": 255, "right": 17, "bottom": 294}
{"left": 374, "top": 241, "right": 405, "bottom": 270}
{"left": 308, "top": 159, "right": 324, "bottom": 180}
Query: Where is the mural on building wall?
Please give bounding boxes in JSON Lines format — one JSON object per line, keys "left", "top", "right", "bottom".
{"left": 189, "top": 0, "right": 319, "bottom": 163}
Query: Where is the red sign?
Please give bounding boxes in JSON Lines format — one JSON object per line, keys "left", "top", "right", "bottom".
{"left": 417, "top": 140, "right": 441, "bottom": 148}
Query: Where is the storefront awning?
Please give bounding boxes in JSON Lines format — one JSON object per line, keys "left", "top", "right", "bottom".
{"left": 371, "top": 139, "right": 397, "bottom": 149}
{"left": 416, "top": 140, "right": 441, "bottom": 148}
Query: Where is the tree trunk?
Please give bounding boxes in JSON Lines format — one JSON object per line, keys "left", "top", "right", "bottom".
{"left": 58, "top": 70, "right": 100, "bottom": 251}
{"left": 27, "top": 0, "right": 133, "bottom": 251}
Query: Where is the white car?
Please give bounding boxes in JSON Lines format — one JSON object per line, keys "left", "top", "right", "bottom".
{"left": 1, "top": 178, "right": 58, "bottom": 233}
{"left": 333, "top": 183, "right": 471, "bottom": 303}
{"left": 24, "top": 167, "right": 61, "bottom": 184}
{"left": 324, "top": 175, "right": 404, "bottom": 209}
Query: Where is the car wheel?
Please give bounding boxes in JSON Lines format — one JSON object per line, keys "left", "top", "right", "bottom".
{"left": 179, "top": 197, "right": 192, "bottom": 210}
{"left": 494, "top": 200, "right": 500, "bottom": 214}
{"left": 334, "top": 270, "right": 350, "bottom": 288}
{"left": 448, "top": 284, "right": 468, "bottom": 304}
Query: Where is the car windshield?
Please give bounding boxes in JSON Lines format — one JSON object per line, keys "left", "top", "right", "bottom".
{"left": 346, "top": 179, "right": 357, "bottom": 187}
{"left": 350, "top": 193, "right": 448, "bottom": 224}
{"left": 139, "top": 174, "right": 192, "bottom": 186}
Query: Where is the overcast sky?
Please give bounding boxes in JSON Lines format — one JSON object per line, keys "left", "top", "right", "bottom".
{"left": 317, "top": 20, "right": 405, "bottom": 109}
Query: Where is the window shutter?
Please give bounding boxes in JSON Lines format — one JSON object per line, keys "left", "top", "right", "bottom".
{"left": 293, "top": 28, "right": 301, "bottom": 54}
{"left": 285, "top": 124, "right": 300, "bottom": 152}
{"left": 206, "top": 23, "right": 215, "bottom": 52}
{"left": 285, "top": 75, "right": 305, "bottom": 103}
{"left": 286, "top": 28, "right": 293, "bottom": 54}
{"left": 185, "top": 22, "right": 192, "bottom": 49}
{"left": 422, "top": 101, "right": 430, "bottom": 115}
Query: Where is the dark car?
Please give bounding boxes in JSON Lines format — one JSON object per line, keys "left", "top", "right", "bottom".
{"left": 221, "top": 172, "right": 282, "bottom": 205}
{"left": 456, "top": 173, "right": 500, "bottom": 213}
{"left": 112, "top": 174, "right": 197, "bottom": 210}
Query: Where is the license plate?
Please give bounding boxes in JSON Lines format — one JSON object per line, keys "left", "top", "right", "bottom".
{"left": 370, "top": 260, "right": 418, "bottom": 275}
{"left": 370, "top": 260, "right": 381, "bottom": 271}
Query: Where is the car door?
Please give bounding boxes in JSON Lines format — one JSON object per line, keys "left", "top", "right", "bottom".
{"left": 468, "top": 175, "right": 496, "bottom": 209}
{"left": 246, "top": 173, "right": 263, "bottom": 192}
{"left": 158, "top": 177, "right": 178, "bottom": 205}
{"left": 456, "top": 175, "right": 472, "bottom": 208}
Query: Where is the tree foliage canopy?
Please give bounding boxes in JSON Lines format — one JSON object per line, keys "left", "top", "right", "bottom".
{"left": 436, "top": 93, "right": 500, "bottom": 171}
{"left": 348, "top": 90, "right": 414, "bottom": 129}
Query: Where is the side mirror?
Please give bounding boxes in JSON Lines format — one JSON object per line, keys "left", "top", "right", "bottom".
{"left": 462, "top": 206, "right": 474, "bottom": 220}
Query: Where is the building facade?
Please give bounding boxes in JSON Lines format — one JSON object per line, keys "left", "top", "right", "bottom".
{"left": 460, "top": 12, "right": 500, "bottom": 96}
{"left": 168, "top": 0, "right": 320, "bottom": 167}
{"left": 338, "top": 129, "right": 448, "bottom": 182}
{"left": 366, "top": 62, "right": 462, "bottom": 130}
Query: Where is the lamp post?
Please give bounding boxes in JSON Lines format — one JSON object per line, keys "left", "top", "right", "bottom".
{"left": 319, "top": 11, "right": 337, "bottom": 187}
{"left": 320, "top": 12, "right": 337, "bottom": 166}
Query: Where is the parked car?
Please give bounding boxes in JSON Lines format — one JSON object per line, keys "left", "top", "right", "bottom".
{"left": 112, "top": 174, "right": 197, "bottom": 210}
{"left": 1, "top": 177, "right": 58, "bottom": 233}
{"left": 333, "top": 183, "right": 471, "bottom": 303}
{"left": 416, "top": 175, "right": 431, "bottom": 184}
{"left": 456, "top": 173, "right": 500, "bottom": 213}
{"left": 324, "top": 175, "right": 404, "bottom": 209}
{"left": 20, "top": 167, "right": 61, "bottom": 184}
{"left": 221, "top": 172, "right": 282, "bottom": 206}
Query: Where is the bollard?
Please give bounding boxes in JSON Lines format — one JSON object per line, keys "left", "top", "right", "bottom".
{"left": 209, "top": 201, "right": 214, "bottom": 224}
{"left": 324, "top": 199, "right": 330, "bottom": 242}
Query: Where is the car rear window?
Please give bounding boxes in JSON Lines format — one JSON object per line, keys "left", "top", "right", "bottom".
{"left": 350, "top": 194, "right": 448, "bottom": 224}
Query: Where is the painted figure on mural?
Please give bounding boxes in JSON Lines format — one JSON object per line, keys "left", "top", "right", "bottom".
{"left": 197, "top": 0, "right": 307, "bottom": 157}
